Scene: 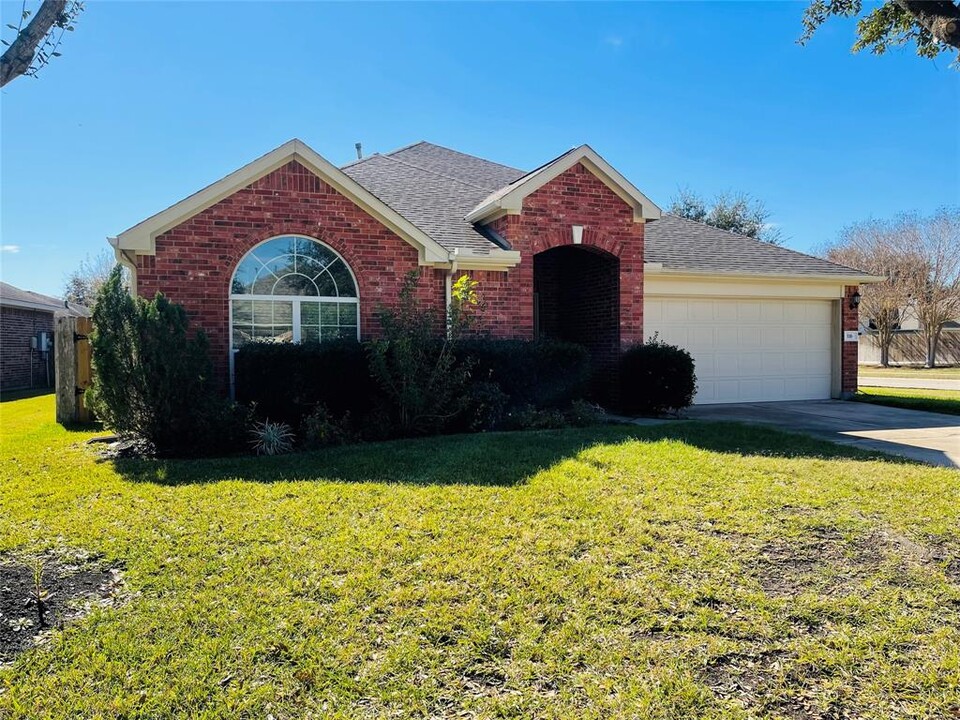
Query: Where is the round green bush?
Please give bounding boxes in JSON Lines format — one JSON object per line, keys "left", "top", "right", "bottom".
{"left": 617, "top": 338, "right": 697, "bottom": 416}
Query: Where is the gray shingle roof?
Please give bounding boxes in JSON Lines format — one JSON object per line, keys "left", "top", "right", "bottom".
{"left": 342, "top": 141, "right": 868, "bottom": 278}
{"left": 342, "top": 142, "right": 523, "bottom": 255}
{"left": 645, "top": 214, "right": 869, "bottom": 277}
{"left": 0, "top": 282, "right": 89, "bottom": 316}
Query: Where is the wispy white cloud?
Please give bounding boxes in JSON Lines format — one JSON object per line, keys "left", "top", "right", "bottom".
{"left": 1, "top": 245, "right": 20, "bottom": 254}
{"left": 604, "top": 35, "right": 624, "bottom": 48}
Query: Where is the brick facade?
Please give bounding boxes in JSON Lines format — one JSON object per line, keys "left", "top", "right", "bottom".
{"left": 841, "top": 285, "right": 860, "bottom": 396}
{"left": 136, "top": 160, "right": 447, "bottom": 387}
{"left": 485, "top": 162, "right": 644, "bottom": 347}
{"left": 0, "top": 306, "right": 54, "bottom": 390}
{"left": 136, "top": 156, "right": 855, "bottom": 402}
{"left": 137, "top": 160, "right": 642, "bottom": 391}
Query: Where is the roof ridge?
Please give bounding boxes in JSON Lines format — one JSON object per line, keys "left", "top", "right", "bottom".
{"left": 661, "top": 213, "right": 868, "bottom": 274}
{"left": 390, "top": 140, "right": 524, "bottom": 174}
{"left": 375, "top": 152, "right": 498, "bottom": 193}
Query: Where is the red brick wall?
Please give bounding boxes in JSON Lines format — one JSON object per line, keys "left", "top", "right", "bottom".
{"left": 0, "top": 307, "right": 54, "bottom": 390}
{"left": 136, "top": 160, "right": 446, "bottom": 387}
{"left": 136, "top": 159, "right": 645, "bottom": 391}
{"left": 482, "top": 162, "right": 644, "bottom": 346}
{"left": 842, "top": 285, "right": 860, "bottom": 396}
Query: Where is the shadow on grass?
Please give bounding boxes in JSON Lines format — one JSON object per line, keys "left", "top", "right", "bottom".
{"left": 112, "top": 420, "right": 918, "bottom": 488}
{"left": 0, "top": 388, "right": 53, "bottom": 403}
{"left": 853, "top": 392, "right": 960, "bottom": 417}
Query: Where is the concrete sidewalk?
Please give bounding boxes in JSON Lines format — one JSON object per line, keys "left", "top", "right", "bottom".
{"left": 684, "top": 400, "right": 959, "bottom": 468}
{"left": 858, "top": 376, "right": 960, "bottom": 391}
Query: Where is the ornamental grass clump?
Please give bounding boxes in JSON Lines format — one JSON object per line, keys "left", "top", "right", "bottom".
{"left": 249, "top": 420, "right": 295, "bottom": 456}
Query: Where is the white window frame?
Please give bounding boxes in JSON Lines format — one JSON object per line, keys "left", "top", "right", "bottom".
{"left": 228, "top": 235, "right": 361, "bottom": 395}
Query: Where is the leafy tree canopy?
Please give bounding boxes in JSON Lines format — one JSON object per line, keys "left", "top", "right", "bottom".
{"left": 668, "top": 188, "right": 784, "bottom": 245}
{"left": 800, "top": 0, "right": 960, "bottom": 63}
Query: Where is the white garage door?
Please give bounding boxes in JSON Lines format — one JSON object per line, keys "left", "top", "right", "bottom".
{"left": 644, "top": 298, "right": 834, "bottom": 404}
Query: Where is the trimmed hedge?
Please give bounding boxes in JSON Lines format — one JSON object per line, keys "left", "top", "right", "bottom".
{"left": 234, "top": 339, "right": 378, "bottom": 428}
{"left": 234, "top": 337, "right": 592, "bottom": 434}
{"left": 617, "top": 339, "right": 697, "bottom": 416}
{"left": 457, "top": 338, "right": 591, "bottom": 411}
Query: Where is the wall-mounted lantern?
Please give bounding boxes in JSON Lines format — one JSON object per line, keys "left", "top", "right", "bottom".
{"left": 849, "top": 290, "right": 862, "bottom": 309}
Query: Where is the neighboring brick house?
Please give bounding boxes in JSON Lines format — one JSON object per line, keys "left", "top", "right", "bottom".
{"left": 110, "top": 140, "right": 878, "bottom": 404}
{"left": 0, "top": 282, "right": 88, "bottom": 392}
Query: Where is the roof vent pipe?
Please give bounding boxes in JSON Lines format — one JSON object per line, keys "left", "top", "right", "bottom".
{"left": 355, "top": 142, "right": 363, "bottom": 160}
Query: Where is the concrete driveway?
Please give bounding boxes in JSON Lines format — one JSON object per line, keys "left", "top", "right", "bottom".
{"left": 684, "top": 400, "right": 960, "bottom": 468}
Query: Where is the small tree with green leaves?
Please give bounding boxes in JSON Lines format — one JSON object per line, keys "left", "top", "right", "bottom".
{"left": 87, "top": 267, "right": 241, "bottom": 457}
{"left": 669, "top": 188, "right": 784, "bottom": 245}
{"left": 367, "top": 271, "right": 481, "bottom": 436}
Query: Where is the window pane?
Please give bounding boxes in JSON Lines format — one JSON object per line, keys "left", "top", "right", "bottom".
{"left": 301, "top": 301, "right": 320, "bottom": 324}
{"left": 251, "top": 272, "right": 276, "bottom": 295}
{"left": 251, "top": 237, "right": 295, "bottom": 264}
{"left": 233, "top": 326, "right": 253, "bottom": 346}
{"left": 327, "top": 260, "right": 357, "bottom": 297}
{"left": 253, "top": 301, "right": 274, "bottom": 324}
{"left": 320, "top": 302, "right": 339, "bottom": 325}
{"left": 339, "top": 303, "right": 357, "bottom": 324}
{"left": 315, "top": 271, "right": 338, "bottom": 297}
{"left": 231, "top": 264, "right": 257, "bottom": 294}
{"left": 297, "top": 237, "right": 336, "bottom": 265}
{"left": 339, "top": 324, "right": 357, "bottom": 339}
{"left": 301, "top": 326, "right": 320, "bottom": 343}
{"left": 274, "top": 274, "right": 317, "bottom": 296}
{"left": 273, "top": 301, "right": 293, "bottom": 324}
{"left": 232, "top": 300, "right": 253, "bottom": 324}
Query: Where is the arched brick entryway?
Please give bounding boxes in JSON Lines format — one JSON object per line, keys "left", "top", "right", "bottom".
{"left": 533, "top": 245, "right": 620, "bottom": 401}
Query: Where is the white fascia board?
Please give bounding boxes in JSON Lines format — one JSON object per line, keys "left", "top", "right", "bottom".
{"left": 452, "top": 250, "right": 522, "bottom": 272}
{"left": 465, "top": 145, "right": 662, "bottom": 224}
{"left": 644, "top": 266, "right": 884, "bottom": 285}
{"left": 113, "top": 139, "right": 450, "bottom": 265}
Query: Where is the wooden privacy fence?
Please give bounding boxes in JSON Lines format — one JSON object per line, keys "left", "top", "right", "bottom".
{"left": 55, "top": 315, "right": 92, "bottom": 424}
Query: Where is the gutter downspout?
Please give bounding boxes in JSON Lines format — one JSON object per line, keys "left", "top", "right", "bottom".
{"left": 444, "top": 249, "right": 459, "bottom": 339}
{"left": 107, "top": 237, "right": 138, "bottom": 295}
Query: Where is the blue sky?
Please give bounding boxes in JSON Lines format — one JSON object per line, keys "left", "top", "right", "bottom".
{"left": 1, "top": 1, "right": 957, "bottom": 297}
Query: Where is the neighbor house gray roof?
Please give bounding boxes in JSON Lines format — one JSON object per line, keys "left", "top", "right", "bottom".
{"left": 0, "top": 282, "right": 89, "bottom": 316}
{"left": 342, "top": 142, "right": 524, "bottom": 255}
{"left": 342, "top": 142, "right": 869, "bottom": 278}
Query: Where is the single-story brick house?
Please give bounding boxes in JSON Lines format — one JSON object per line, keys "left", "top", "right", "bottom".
{"left": 0, "top": 282, "right": 89, "bottom": 391}
{"left": 109, "top": 139, "right": 878, "bottom": 404}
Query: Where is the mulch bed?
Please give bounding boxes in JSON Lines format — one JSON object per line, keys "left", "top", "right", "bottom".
{"left": 0, "top": 552, "right": 125, "bottom": 664}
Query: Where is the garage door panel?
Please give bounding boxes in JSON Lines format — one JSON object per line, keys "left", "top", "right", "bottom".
{"left": 645, "top": 297, "right": 834, "bottom": 404}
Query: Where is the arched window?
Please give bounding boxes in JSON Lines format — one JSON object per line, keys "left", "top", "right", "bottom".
{"left": 230, "top": 236, "right": 359, "bottom": 353}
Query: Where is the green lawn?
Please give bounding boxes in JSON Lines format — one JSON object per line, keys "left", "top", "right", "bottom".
{"left": 859, "top": 365, "right": 960, "bottom": 379}
{"left": 2, "top": 394, "right": 959, "bottom": 719}
{"left": 855, "top": 386, "right": 960, "bottom": 416}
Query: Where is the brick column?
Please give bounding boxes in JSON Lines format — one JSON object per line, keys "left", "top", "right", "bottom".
{"left": 841, "top": 285, "right": 860, "bottom": 397}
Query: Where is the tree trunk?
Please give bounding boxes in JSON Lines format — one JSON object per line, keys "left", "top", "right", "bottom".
{"left": 880, "top": 342, "right": 890, "bottom": 367}
{"left": 896, "top": 0, "right": 960, "bottom": 52}
{"left": 0, "top": 0, "right": 67, "bottom": 88}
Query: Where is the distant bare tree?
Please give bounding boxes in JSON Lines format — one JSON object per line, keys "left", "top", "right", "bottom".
{"left": 902, "top": 208, "right": 960, "bottom": 367}
{"left": 824, "top": 219, "right": 920, "bottom": 367}
{"left": 63, "top": 249, "right": 114, "bottom": 307}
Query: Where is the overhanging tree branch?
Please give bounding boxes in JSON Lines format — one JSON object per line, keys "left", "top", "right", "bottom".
{"left": 896, "top": 0, "right": 960, "bottom": 50}
{"left": 1, "top": 0, "right": 66, "bottom": 87}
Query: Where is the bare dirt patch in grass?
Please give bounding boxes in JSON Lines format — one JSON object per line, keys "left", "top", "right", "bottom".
{"left": 0, "top": 551, "right": 126, "bottom": 664}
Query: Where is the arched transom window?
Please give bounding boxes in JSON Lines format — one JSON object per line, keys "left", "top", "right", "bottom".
{"left": 230, "top": 235, "right": 359, "bottom": 352}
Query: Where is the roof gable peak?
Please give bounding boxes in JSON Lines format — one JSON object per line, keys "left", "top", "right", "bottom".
{"left": 465, "top": 145, "right": 661, "bottom": 224}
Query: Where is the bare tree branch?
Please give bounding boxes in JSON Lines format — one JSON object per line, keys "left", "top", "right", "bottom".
{"left": 0, "top": 0, "right": 66, "bottom": 88}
